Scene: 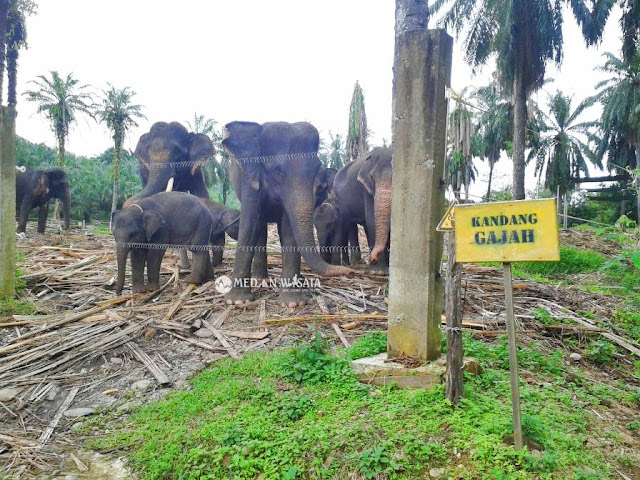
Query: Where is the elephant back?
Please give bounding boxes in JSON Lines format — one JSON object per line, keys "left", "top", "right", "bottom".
{"left": 260, "top": 122, "right": 320, "bottom": 157}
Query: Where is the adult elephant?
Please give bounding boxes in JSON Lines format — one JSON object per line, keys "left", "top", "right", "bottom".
{"left": 222, "top": 121, "right": 351, "bottom": 307}
{"left": 124, "top": 121, "right": 214, "bottom": 208}
{"left": 16, "top": 167, "right": 71, "bottom": 233}
{"left": 333, "top": 147, "right": 392, "bottom": 271}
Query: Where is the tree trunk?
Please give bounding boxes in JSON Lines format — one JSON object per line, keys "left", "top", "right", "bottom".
{"left": 486, "top": 159, "right": 494, "bottom": 200}
{"left": 512, "top": 71, "right": 527, "bottom": 200}
{"left": 0, "top": 106, "right": 16, "bottom": 299}
{"left": 635, "top": 146, "right": 640, "bottom": 227}
{"left": 0, "top": 0, "right": 10, "bottom": 103}
{"left": 111, "top": 147, "right": 121, "bottom": 215}
{"left": 7, "top": 35, "right": 17, "bottom": 106}
{"left": 445, "top": 231, "right": 463, "bottom": 404}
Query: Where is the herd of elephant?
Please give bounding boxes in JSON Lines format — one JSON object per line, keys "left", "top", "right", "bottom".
{"left": 15, "top": 120, "right": 393, "bottom": 308}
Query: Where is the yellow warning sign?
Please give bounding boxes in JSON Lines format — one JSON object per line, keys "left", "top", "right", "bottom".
{"left": 436, "top": 204, "right": 455, "bottom": 231}
{"left": 454, "top": 198, "right": 559, "bottom": 263}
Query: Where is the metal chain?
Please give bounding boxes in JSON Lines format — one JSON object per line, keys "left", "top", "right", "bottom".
{"left": 142, "top": 152, "right": 319, "bottom": 170}
{"left": 116, "top": 241, "right": 387, "bottom": 254}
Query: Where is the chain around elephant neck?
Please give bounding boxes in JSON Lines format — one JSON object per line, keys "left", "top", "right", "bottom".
{"left": 140, "top": 152, "right": 319, "bottom": 170}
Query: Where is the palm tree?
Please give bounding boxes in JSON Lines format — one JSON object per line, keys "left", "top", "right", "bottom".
{"left": 431, "top": 0, "right": 612, "bottom": 199}
{"left": 346, "top": 80, "right": 368, "bottom": 160}
{"left": 23, "top": 71, "right": 94, "bottom": 167}
{"left": 95, "top": 85, "right": 145, "bottom": 214}
{"left": 592, "top": 52, "right": 640, "bottom": 222}
{"left": 447, "top": 87, "right": 476, "bottom": 200}
{"left": 319, "top": 132, "right": 347, "bottom": 170}
{"left": 528, "top": 90, "right": 597, "bottom": 212}
{"left": 473, "top": 82, "right": 512, "bottom": 199}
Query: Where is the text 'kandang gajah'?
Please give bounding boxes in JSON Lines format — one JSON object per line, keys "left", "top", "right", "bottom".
{"left": 471, "top": 213, "right": 537, "bottom": 245}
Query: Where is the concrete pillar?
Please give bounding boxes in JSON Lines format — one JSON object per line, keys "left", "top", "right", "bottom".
{"left": 0, "top": 105, "right": 16, "bottom": 298}
{"left": 388, "top": 2, "right": 452, "bottom": 361}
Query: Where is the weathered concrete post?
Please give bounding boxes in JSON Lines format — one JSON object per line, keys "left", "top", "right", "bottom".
{"left": 388, "top": 1, "right": 452, "bottom": 361}
{"left": 0, "top": 105, "right": 17, "bottom": 298}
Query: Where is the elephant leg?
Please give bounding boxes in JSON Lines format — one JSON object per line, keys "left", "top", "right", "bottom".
{"left": 277, "top": 213, "right": 308, "bottom": 308}
{"left": 185, "top": 251, "right": 214, "bottom": 285}
{"left": 37, "top": 201, "right": 49, "bottom": 234}
{"left": 146, "top": 249, "right": 164, "bottom": 291}
{"left": 178, "top": 250, "right": 191, "bottom": 269}
{"left": 251, "top": 221, "right": 269, "bottom": 280}
{"left": 17, "top": 197, "right": 33, "bottom": 233}
{"left": 131, "top": 249, "right": 147, "bottom": 293}
{"left": 226, "top": 202, "right": 260, "bottom": 305}
{"left": 349, "top": 224, "right": 364, "bottom": 265}
{"left": 211, "top": 234, "right": 224, "bottom": 267}
{"left": 329, "top": 233, "right": 341, "bottom": 265}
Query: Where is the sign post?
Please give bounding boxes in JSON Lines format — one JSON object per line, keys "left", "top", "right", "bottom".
{"left": 450, "top": 198, "right": 559, "bottom": 450}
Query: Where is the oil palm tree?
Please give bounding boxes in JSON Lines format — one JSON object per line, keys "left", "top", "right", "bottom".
{"left": 592, "top": 52, "right": 640, "bottom": 222}
{"left": 447, "top": 87, "right": 476, "bottom": 200}
{"left": 346, "top": 80, "right": 368, "bottom": 161}
{"left": 473, "top": 82, "right": 512, "bottom": 199}
{"left": 431, "top": 0, "right": 613, "bottom": 199}
{"left": 23, "top": 71, "right": 94, "bottom": 167}
{"left": 528, "top": 90, "right": 597, "bottom": 211}
{"left": 95, "top": 85, "right": 145, "bottom": 214}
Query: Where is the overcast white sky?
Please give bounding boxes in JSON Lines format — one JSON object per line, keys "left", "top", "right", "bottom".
{"left": 15, "top": 1, "right": 624, "bottom": 197}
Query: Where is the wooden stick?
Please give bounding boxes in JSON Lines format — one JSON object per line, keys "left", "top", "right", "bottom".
{"left": 164, "top": 330, "right": 224, "bottom": 353}
{"left": 162, "top": 284, "right": 195, "bottom": 322}
{"left": 331, "top": 323, "right": 350, "bottom": 347}
{"left": 265, "top": 313, "right": 387, "bottom": 325}
{"left": 201, "top": 320, "right": 241, "bottom": 360}
{"left": 0, "top": 433, "right": 38, "bottom": 448}
{"left": 126, "top": 343, "right": 171, "bottom": 386}
{"left": 38, "top": 386, "right": 79, "bottom": 445}
{"left": 225, "top": 331, "right": 270, "bottom": 340}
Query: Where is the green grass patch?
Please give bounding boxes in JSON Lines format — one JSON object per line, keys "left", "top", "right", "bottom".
{"left": 516, "top": 246, "right": 606, "bottom": 277}
{"left": 84, "top": 334, "right": 630, "bottom": 479}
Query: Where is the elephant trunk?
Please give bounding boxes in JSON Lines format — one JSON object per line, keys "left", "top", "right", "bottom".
{"left": 369, "top": 181, "right": 392, "bottom": 265}
{"left": 124, "top": 161, "right": 175, "bottom": 207}
{"left": 115, "top": 243, "right": 128, "bottom": 294}
{"left": 61, "top": 185, "right": 71, "bottom": 230}
{"left": 284, "top": 189, "right": 350, "bottom": 276}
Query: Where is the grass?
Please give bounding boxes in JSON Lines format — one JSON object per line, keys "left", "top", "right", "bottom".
{"left": 0, "top": 252, "right": 36, "bottom": 316}
{"left": 83, "top": 333, "right": 637, "bottom": 479}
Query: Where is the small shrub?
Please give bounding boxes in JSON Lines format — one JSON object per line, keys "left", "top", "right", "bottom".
{"left": 615, "top": 215, "right": 637, "bottom": 230}
{"left": 357, "top": 445, "right": 400, "bottom": 479}
{"left": 347, "top": 332, "right": 387, "bottom": 360}
{"left": 586, "top": 341, "right": 616, "bottom": 365}
{"left": 533, "top": 308, "right": 554, "bottom": 325}
{"left": 283, "top": 334, "right": 350, "bottom": 384}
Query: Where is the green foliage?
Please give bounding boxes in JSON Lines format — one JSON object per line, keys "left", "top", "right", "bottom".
{"left": 517, "top": 246, "right": 605, "bottom": 276}
{"left": 346, "top": 332, "right": 387, "bottom": 360}
{"left": 0, "top": 297, "right": 35, "bottom": 316}
{"left": 347, "top": 81, "right": 368, "bottom": 161}
{"left": 282, "top": 334, "right": 351, "bottom": 384}
{"left": 615, "top": 215, "right": 637, "bottom": 230}
{"left": 533, "top": 307, "right": 554, "bottom": 325}
{"left": 586, "top": 341, "right": 616, "bottom": 365}
{"left": 357, "top": 444, "right": 400, "bottom": 479}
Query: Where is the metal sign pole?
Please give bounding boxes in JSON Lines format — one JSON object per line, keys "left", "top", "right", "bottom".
{"left": 503, "top": 261, "right": 523, "bottom": 450}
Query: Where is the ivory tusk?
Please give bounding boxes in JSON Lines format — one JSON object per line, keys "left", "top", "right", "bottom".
{"left": 166, "top": 177, "right": 174, "bottom": 192}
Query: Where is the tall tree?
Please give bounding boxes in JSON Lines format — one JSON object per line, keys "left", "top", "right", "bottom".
{"left": 0, "top": 0, "right": 34, "bottom": 299}
{"left": 319, "top": 132, "right": 347, "bottom": 170}
{"left": 346, "top": 80, "right": 368, "bottom": 160}
{"left": 432, "top": 0, "right": 613, "bottom": 199}
{"left": 592, "top": 52, "right": 640, "bottom": 222}
{"left": 447, "top": 87, "right": 476, "bottom": 200}
{"left": 473, "top": 81, "right": 512, "bottom": 199}
{"left": 528, "top": 90, "right": 597, "bottom": 211}
{"left": 23, "top": 71, "right": 94, "bottom": 167}
{"left": 95, "top": 84, "right": 145, "bottom": 214}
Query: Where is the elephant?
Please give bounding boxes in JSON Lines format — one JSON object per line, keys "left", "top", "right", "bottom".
{"left": 199, "top": 198, "right": 240, "bottom": 267}
{"left": 16, "top": 167, "right": 71, "bottom": 233}
{"left": 112, "top": 191, "right": 215, "bottom": 295}
{"left": 124, "top": 121, "right": 215, "bottom": 207}
{"left": 124, "top": 121, "right": 215, "bottom": 269}
{"left": 333, "top": 147, "right": 392, "bottom": 271}
{"left": 313, "top": 197, "right": 360, "bottom": 266}
{"left": 222, "top": 121, "right": 352, "bottom": 307}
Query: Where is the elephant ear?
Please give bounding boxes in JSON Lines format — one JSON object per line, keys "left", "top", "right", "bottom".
{"left": 222, "top": 121, "right": 262, "bottom": 160}
{"left": 313, "top": 167, "right": 335, "bottom": 204}
{"left": 142, "top": 211, "right": 166, "bottom": 241}
{"left": 314, "top": 202, "right": 339, "bottom": 225}
{"left": 188, "top": 133, "right": 215, "bottom": 175}
{"left": 356, "top": 152, "right": 375, "bottom": 195}
{"left": 33, "top": 172, "right": 48, "bottom": 197}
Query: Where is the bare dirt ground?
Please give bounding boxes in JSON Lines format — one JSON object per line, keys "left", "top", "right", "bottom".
{"left": 1, "top": 223, "right": 639, "bottom": 478}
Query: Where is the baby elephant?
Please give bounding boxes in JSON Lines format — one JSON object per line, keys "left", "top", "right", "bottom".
{"left": 313, "top": 198, "right": 360, "bottom": 266}
{"left": 200, "top": 199, "right": 240, "bottom": 267}
{"left": 112, "top": 192, "right": 214, "bottom": 294}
